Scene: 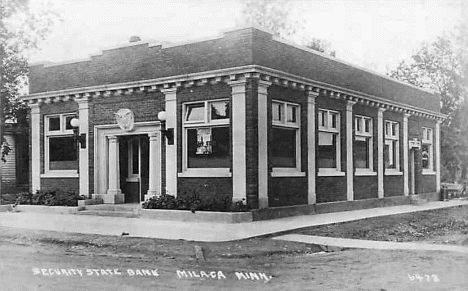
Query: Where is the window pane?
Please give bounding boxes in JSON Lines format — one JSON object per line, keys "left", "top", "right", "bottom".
{"left": 355, "top": 118, "right": 361, "bottom": 132}
{"left": 422, "top": 144, "right": 430, "bottom": 169}
{"left": 287, "top": 105, "right": 297, "bottom": 123}
{"left": 271, "top": 127, "right": 296, "bottom": 168}
{"left": 49, "top": 136, "right": 77, "bottom": 170}
{"left": 331, "top": 113, "right": 337, "bottom": 129}
{"left": 365, "top": 118, "right": 371, "bottom": 133}
{"left": 318, "top": 132, "right": 337, "bottom": 168}
{"left": 187, "top": 127, "right": 230, "bottom": 168}
{"left": 65, "top": 116, "right": 74, "bottom": 130}
{"left": 319, "top": 111, "right": 326, "bottom": 127}
{"left": 384, "top": 140, "right": 397, "bottom": 169}
{"left": 132, "top": 139, "right": 139, "bottom": 174}
{"left": 392, "top": 123, "right": 398, "bottom": 136}
{"left": 211, "top": 101, "right": 229, "bottom": 120}
{"left": 272, "top": 102, "right": 282, "bottom": 122}
{"left": 49, "top": 117, "right": 60, "bottom": 131}
{"left": 355, "top": 137, "right": 369, "bottom": 168}
{"left": 186, "top": 103, "right": 205, "bottom": 121}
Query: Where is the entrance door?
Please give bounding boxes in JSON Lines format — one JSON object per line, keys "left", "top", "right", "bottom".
{"left": 119, "top": 135, "right": 149, "bottom": 203}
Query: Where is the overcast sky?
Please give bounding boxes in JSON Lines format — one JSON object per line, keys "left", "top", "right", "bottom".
{"left": 29, "top": 0, "right": 467, "bottom": 74}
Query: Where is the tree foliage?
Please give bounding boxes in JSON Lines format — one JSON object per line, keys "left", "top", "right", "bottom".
{"left": 0, "top": 0, "right": 58, "bottom": 160}
{"left": 238, "top": 0, "right": 335, "bottom": 56}
{"left": 388, "top": 26, "right": 468, "bottom": 182}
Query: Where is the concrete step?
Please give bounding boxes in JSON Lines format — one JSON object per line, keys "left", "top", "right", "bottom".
{"left": 410, "top": 195, "right": 428, "bottom": 205}
{"left": 76, "top": 210, "right": 140, "bottom": 218}
{"left": 84, "top": 204, "right": 141, "bottom": 212}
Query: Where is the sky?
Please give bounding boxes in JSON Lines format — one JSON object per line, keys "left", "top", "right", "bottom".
{"left": 28, "top": 0, "right": 467, "bottom": 74}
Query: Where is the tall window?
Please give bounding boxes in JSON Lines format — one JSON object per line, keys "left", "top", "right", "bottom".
{"left": 355, "top": 115, "right": 373, "bottom": 171}
{"left": 318, "top": 109, "right": 341, "bottom": 172}
{"left": 384, "top": 120, "right": 400, "bottom": 171}
{"left": 183, "top": 100, "right": 230, "bottom": 170}
{"left": 422, "top": 127, "right": 434, "bottom": 171}
{"left": 271, "top": 101, "right": 301, "bottom": 171}
{"left": 45, "top": 114, "right": 78, "bottom": 173}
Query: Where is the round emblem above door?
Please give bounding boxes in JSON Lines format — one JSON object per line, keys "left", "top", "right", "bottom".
{"left": 114, "top": 109, "right": 135, "bottom": 132}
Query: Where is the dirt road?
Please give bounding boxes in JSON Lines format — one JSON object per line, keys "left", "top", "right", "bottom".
{"left": 1, "top": 233, "right": 467, "bottom": 291}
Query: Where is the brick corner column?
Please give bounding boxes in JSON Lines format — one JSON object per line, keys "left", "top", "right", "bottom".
{"left": 160, "top": 87, "right": 178, "bottom": 197}
{"left": 307, "top": 90, "right": 319, "bottom": 204}
{"left": 377, "top": 107, "right": 386, "bottom": 198}
{"left": 76, "top": 96, "right": 90, "bottom": 198}
{"left": 346, "top": 100, "right": 356, "bottom": 201}
{"left": 257, "top": 80, "right": 271, "bottom": 208}
{"left": 228, "top": 80, "right": 248, "bottom": 202}
{"left": 435, "top": 119, "right": 442, "bottom": 193}
{"left": 28, "top": 102, "right": 41, "bottom": 192}
{"left": 402, "top": 112, "right": 410, "bottom": 196}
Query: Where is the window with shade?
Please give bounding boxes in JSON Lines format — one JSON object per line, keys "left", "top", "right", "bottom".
{"left": 45, "top": 114, "right": 78, "bottom": 173}
{"left": 422, "top": 127, "right": 434, "bottom": 172}
{"left": 355, "top": 115, "right": 374, "bottom": 172}
{"left": 182, "top": 100, "right": 230, "bottom": 171}
{"left": 318, "top": 109, "right": 341, "bottom": 173}
{"left": 384, "top": 120, "right": 400, "bottom": 172}
{"left": 271, "top": 101, "right": 301, "bottom": 173}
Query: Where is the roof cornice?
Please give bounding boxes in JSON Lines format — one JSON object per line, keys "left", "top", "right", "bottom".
{"left": 22, "top": 65, "right": 446, "bottom": 121}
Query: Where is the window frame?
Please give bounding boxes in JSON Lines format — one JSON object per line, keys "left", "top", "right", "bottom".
{"left": 43, "top": 113, "right": 79, "bottom": 177}
{"left": 422, "top": 127, "right": 434, "bottom": 174}
{"left": 271, "top": 100, "right": 304, "bottom": 177}
{"left": 354, "top": 115, "right": 375, "bottom": 175}
{"left": 180, "top": 99, "right": 231, "bottom": 177}
{"left": 384, "top": 120, "right": 401, "bottom": 174}
{"left": 318, "top": 109, "right": 343, "bottom": 176}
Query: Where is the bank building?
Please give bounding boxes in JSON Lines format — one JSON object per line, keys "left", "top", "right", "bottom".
{"left": 22, "top": 27, "right": 445, "bottom": 213}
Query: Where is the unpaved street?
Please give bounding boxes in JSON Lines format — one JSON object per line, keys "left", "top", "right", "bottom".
{"left": 1, "top": 228, "right": 467, "bottom": 291}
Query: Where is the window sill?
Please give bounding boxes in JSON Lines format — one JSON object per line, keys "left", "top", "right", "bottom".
{"left": 271, "top": 169, "right": 306, "bottom": 177}
{"left": 126, "top": 177, "right": 140, "bottom": 182}
{"left": 423, "top": 170, "right": 437, "bottom": 175}
{"left": 385, "top": 170, "right": 403, "bottom": 176}
{"left": 355, "top": 170, "right": 377, "bottom": 176}
{"left": 41, "top": 171, "right": 79, "bottom": 178}
{"left": 178, "top": 169, "right": 232, "bottom": 178}
{"left": 318, "top": 169, "right": 345, "bottom": 177}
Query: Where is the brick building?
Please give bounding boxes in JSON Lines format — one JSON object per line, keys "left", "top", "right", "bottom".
{"left": 22, "top": 27, "right": 445, "bottom": 210}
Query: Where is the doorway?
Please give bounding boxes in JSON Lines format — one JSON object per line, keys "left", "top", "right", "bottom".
{"left": 119, "top": 135, "right": 149, "bottom": 203}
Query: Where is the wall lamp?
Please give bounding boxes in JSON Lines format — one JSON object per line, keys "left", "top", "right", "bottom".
{"left": 158, "top": 111, "right": 174, "bottom": 145}
{"left": 70, "top": 117, "right": 87, "bottom": 149}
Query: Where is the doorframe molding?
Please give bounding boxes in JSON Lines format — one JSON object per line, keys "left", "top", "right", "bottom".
{"left": 94, "top": 121, "right": 161, "bottom": 196}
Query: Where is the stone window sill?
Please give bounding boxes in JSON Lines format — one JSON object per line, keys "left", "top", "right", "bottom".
{"left": 422, "top": 170, "right": 437, "bottom": 175}
{"left": 271, "top": 168, "right": 306, "bottom": 177}
{"left": 385, "top": 170, "right": 403, "bottom": 176}
{"left": 355, "top": 170, "right": 377, "bottom": 176}
{"left": 41, "top": 171, "right": 79, "bottom": 178}
{"left": 178, "top": 169, "right": 232, "bottom": 178}
{"left": 318, "top": 169, "right": 345, "bottom": 177}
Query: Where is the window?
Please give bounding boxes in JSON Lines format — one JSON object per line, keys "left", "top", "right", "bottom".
{"left": 384, "top": 120, "right": 400, "bottom": 172}
{"left": 45, "top": 114, "right": 78, "bottom": 174}
{"left": 318, "top": 109, "right": 341, "bottom": 173}
{"left": 355, "top": 115, "right": 373, "bottom": 171}
{"left": 182, "top": 100, "right": 230, "bottom": 175}
{"left": 422, "top": 127, "right": 434, "bottom": 172}
{"left": 271, "top": 101, "right": 301, "bottom": 174}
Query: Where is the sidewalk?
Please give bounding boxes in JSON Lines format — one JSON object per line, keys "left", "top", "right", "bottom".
{"left": 0, "top": 199, "right": 467, "bottom": 242}
{"left": 273, "top": 234, "right": 468, "bottom": 253}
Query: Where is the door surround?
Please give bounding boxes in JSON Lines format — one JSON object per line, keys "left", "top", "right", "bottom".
{"left": 94, "top": 121, "right": 161, "bottom": 202}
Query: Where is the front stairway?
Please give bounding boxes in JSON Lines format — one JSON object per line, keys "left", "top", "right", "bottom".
{"left": 77, "top": 204, "right": 141, "bottom": 218}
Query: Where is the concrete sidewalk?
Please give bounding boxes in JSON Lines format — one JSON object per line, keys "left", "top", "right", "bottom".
{"left": 0, "top": 199, "right": 467, "bottom": 242}
{"left": 273, "top": 234, "right": 468, "bottom": 253}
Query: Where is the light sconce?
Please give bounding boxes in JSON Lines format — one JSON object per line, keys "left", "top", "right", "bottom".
{"left": 158, "top": 111, "right": 174, "bottom": 145}
{"left": 70, "top": 117, "right": 86, "bottom": 149}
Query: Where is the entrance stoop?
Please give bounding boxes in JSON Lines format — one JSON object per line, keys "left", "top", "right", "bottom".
{"left": 77, "top": 204, "right": 141, "bottom": 218}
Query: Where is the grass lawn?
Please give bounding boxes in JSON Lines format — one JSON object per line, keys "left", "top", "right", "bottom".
{"left": 295, "top": 204, "right": 468, "bottom": 245}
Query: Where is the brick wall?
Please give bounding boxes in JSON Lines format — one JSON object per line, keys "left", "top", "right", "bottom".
{"left": 267, "top": 85, "right": 308, "bottom": 207}
{"left": 176, "top": 83, "right": 234, "bottom": 200}
{"left": 245, "top": 79, "right": 259, "bottom": 208}
{"left": 41, "top": 178, "right": 79, "bottom": 194}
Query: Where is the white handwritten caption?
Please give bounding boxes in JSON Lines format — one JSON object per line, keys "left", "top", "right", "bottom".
{"left": 408, "top": 274, "right": 440, "bottom": 282}
{"left": 32, "top": 268, "right": 273, "bottom": 282}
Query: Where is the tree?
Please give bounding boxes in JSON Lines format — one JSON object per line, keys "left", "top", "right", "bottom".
{"left": 0, "top": 0, "right": 58, "bottom": 160}
{"left": 388, "top": 31, "right": 468, "bottom": 182}
{"left": 238, "top": 0, "right": 335, "bottom": 56}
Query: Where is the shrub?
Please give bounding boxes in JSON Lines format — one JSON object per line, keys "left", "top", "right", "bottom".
{"left": 15, "top": 190, "right": 83, "bottom": 207}
{"left": 142, "top": 193, "right": 250, "bottom": 212}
